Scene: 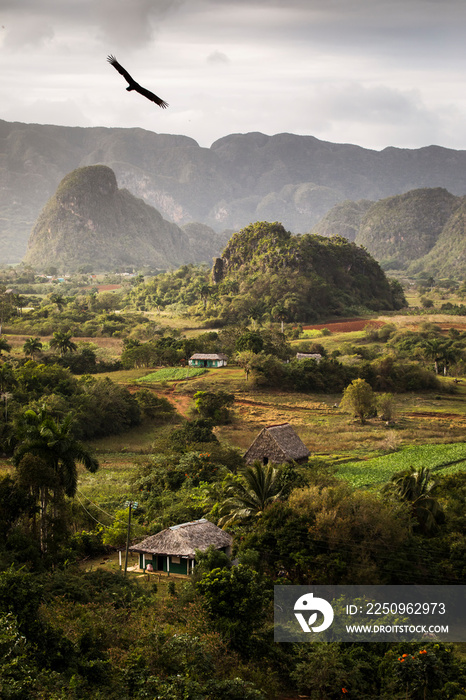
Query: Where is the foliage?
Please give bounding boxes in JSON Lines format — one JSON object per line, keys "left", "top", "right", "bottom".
{"left": 167, "top": 419, "right": 218, "bottom": 452}
{"left": 193, "top": 390, "right": 235, "bottom": 424}
{"left": 134, "top": 389, "right": 175, "bottom": 422}
{"left": 196, "top": 564, "right": 270, "bottom": 654}
{"left": 219, "top": 462, "right": 283, "bottom": 526}
{"left": 242, "top": 485, "right": 412, "bottom": 584}
{"left": 340, "top": 378, "right": 377, "bottom": 423}
{"left": 384, "top": 466, "right": 445, "bottom": 533}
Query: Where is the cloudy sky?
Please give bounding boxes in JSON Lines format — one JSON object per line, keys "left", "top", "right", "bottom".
{"left": 1, "top": 0, "right": 466, "bottom": 150}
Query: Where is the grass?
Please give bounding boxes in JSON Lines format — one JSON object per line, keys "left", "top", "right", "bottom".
{"left": 137, "top": 367, "right": 207, "bottom": 382}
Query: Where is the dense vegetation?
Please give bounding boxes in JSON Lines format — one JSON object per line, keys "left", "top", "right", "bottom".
{"left": 131, "top": 222, "right": 406, "bottom": 324}
{"left": 0, "top": 259, "right": 466, "bottom": 698}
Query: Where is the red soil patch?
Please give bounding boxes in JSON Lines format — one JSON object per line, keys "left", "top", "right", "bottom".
{"left": 302, "top": 318, "right": 384, "bottom": 333}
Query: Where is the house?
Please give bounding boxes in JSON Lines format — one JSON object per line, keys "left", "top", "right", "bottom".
{"left": 129, "top": 518, "right": 233, "bottom": 575}
{"left": 244, "top": 423, "right": 310, "bottom": 466}
{"left": 188, "top": 353, "right": 228, "bottom": 368}
{"left": 296, "top": 353, "right": 322, "bottom": 362}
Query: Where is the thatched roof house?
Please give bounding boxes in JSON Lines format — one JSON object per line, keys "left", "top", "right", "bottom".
{"left": 244, "top": 423, "right": 310, "bottom": 466}
{"left": 130, "top": 519, "right": 232, "bottom": 574}
{"left": 188, "top": 353, "right": 228, "bottom": 368}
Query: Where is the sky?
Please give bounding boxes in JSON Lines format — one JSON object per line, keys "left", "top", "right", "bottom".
{"left": 1, "top": 0, "right": 466, "bottom": 151}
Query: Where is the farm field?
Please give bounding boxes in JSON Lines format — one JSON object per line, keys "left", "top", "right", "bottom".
{"left": 80, "top": 361, "right": 466, "bottom": 510}
{"left": 137, "top": 367, "right": 207, "bottom": 382}
{"left": 336, "top": 442, "right": 466, "bottom": 489}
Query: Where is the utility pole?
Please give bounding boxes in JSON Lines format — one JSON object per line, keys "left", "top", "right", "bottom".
{"left": 123, "top": 500, "right": 138, "bottom": 576}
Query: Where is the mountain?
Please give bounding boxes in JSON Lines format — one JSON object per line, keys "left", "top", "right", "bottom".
{"left": 311, "top": 199, "right": 373, "bottom": 242}
{"left": 313, "top": 187, "right": 465, "bottom": 277}
{"left": 23, "top": 165, "right": 225, "bottom": 272}
{"left": 356, "top": 188, "right": 462, "bottom": 266}
{"left": 408, "top": 198, "right": 466, "bottom": 278}
{"left": 210, "top": 221, "right": 405, "bottom": 323}
{"left": 3, "top": 119, "right": 466, "bottom": 264}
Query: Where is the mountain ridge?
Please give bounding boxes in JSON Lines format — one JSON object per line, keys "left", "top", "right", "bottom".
{"left": 3, "top": 118, "right": 466, "bottom": 264}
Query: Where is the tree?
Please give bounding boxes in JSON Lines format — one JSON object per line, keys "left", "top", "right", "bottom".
{"left": 198, "top": 284, "right": 212, "bottom": 311}
{"left": 235, "top": 350, "right": 256, "bottom": 381}
{"left": 196, "top": 564, "right": 268, "bottom": 654}
{"left": 235, "top": 331, "right": 264, "bottom": 354}
{"left": 193, "top": 390, "right": 235, "bottom": 424}
{"left": 49, "top": 331, "right": 77, "bottom": 357}
{"left": 271, "top": 303, "right": 288, "bottom": 333}
{"left": 340, "top": 378, "right": 376, "bottom": 424}
{"left": 23, "top": 337, "right": 43, "bottom": 361}
{"left": 48, "top": 292, "right": 65, "bottom": 311}
{"left": 422, "top": 338, "right": 445, "bottom": 374}
{"left": 384, "top": 466, "right": 444, "bottom": 534}
{"left": 219, "top": 462, "right": 282, "bottom": 526}
{"left": 13, "top": 410, "right": 99, "bottom": 551}
{"left": 0, "top": 337, "right": 11, "bottom": 356}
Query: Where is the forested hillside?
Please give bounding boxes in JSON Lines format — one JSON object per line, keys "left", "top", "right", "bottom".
{"left": 210, "top": 221, "right": 406, "bottom": 322}
{"left": 313, "top": 187, "right": 466, "bottom": 277}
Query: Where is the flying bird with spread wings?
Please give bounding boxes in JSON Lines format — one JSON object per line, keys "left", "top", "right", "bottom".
{"left": 107, "top": 55, "right": 168, "bottom": 109}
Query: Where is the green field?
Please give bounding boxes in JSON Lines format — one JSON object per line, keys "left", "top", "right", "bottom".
{"left": 336, "top": 442, "right": 466, "bottom": 489}
{"left": 137, "top": 367, "right": 207, "bottom": 382}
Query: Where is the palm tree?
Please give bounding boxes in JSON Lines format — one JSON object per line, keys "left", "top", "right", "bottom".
{"left": 385, "top": 466, "right": 444, "bottom": 533}
{"left": 23, "top": 336, "right": 43, "bottom": 361}
{"left": 49, "top": 330, "right": 77, "bottom": 357}
{"left": 219, "top": 462, "right": 282, "bottom": 527}
{"left": 49, "top": 292, "right": 65, "bottom": 311}
{"left": 14, "top": 409, "right": 99, "bottom": 550}
{"left": 422, "top": 338, "right": 445, "bottom": 375}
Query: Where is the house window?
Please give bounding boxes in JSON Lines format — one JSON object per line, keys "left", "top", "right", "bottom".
{"left": 171, "top": 556, "right": 180, "bottom": 564}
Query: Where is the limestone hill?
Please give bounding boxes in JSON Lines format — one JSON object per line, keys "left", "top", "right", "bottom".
{"left": 23, "top": 165, "right": 225, "bottom": 272}
{"left": 313, "top": 187, "right": 465, "bottom": 277}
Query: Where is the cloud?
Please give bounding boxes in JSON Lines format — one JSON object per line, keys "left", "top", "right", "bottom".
{"left": 93, "top": 0, "right": 185, "bottom": 48}
{"left": 206, "top": 50, "right": 230, "bottom": 65}
{"left": 1, "top": 0, "right": 185, "bottom": 51}
{"left": 2, "top": 17, "right": 55, "bottom": 49}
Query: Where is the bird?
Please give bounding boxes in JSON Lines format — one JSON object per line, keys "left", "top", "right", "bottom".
{"left": 107, "top": 55, "right": 168, "bottom": 109}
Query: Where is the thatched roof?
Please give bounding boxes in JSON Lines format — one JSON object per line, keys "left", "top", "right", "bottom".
{"left": 129, "top": 519, "right": 232, "bottom": 559}
{"left": 189, "top": 353, "right": 228, "bottom": 360}
{"left": 244, "top": 423, "right": 310, "bottom": 464}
